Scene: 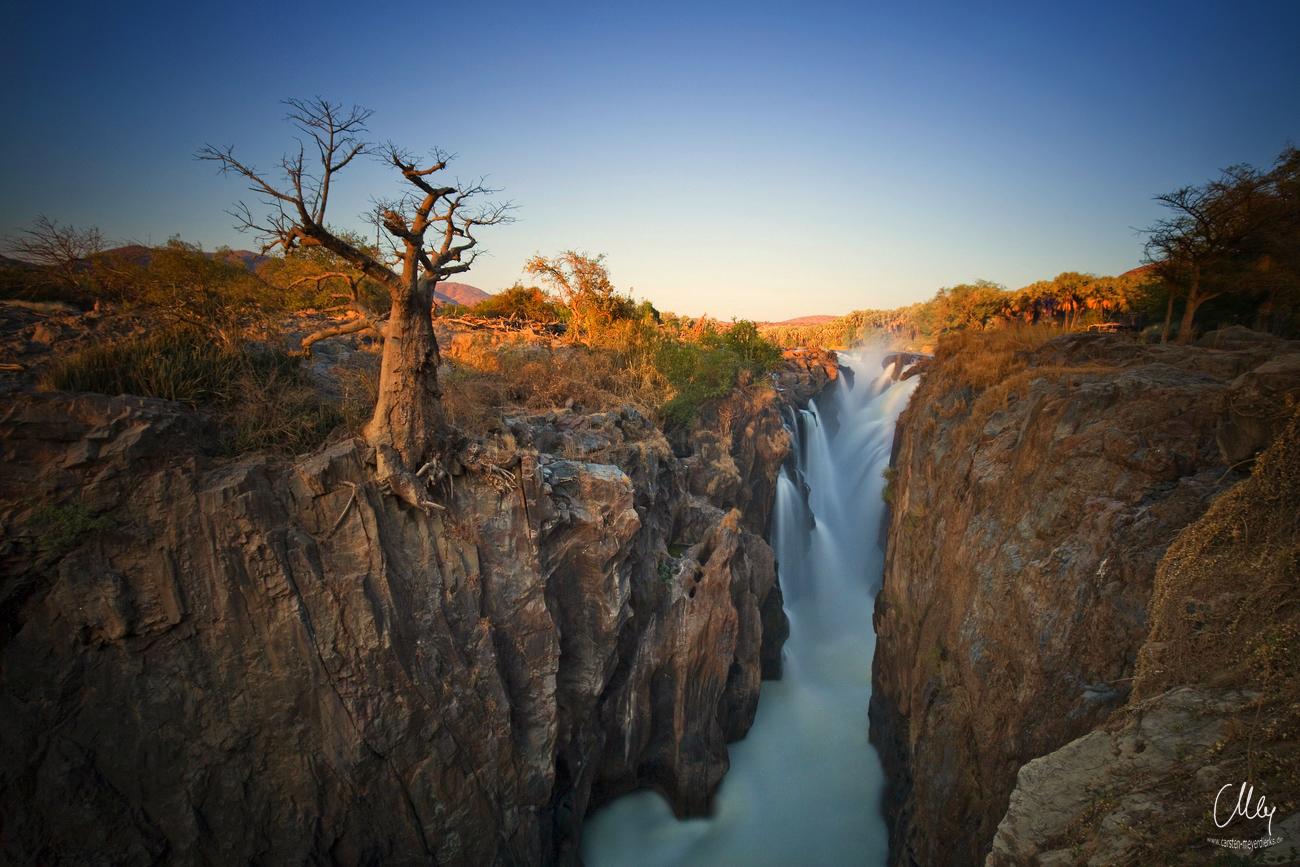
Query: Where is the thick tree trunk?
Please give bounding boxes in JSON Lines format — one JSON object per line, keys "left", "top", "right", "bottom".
{"left": 365, "top": 276, "right": 444, "bottom": 469}
{"left": 1176, "top": 292, "right": 1206, "bottom": 343}
{"left": 1176, "top": 268, "right": 1214, "bottom": 344}
{"left": 1160, "top": 290, "right": 1176, "bottom": 343}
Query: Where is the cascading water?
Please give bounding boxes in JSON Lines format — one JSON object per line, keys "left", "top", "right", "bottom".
{"left": 581, "top": 351, "right": 918, "bottom": 866}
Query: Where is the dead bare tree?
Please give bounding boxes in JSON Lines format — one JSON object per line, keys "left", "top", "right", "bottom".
{"left": 199, "top": 98, "right": 510, "bottom": 507}
{"left": 3, "top": 214, "right": 107, "bottom": 288}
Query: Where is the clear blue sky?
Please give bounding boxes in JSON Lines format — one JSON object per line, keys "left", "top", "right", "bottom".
{"left": 3, "top": 0, "right": 1298, "bottom": 320}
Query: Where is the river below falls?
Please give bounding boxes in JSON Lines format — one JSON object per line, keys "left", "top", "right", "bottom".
{"left": 581, "top": 352, "right": 917, "bottom": 867}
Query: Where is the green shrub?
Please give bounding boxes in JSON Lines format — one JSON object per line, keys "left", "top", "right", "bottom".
{"left": 644, "top": 321, "right": 782, "bottom": 429}
{"left": 438, "top": 275, "right": 783, "bottom": 434}
{"left": 471, "top": 283, "right": 564, "bottom": 322}
{"left": 653, "top": 340, "right": 746, "bottom": 429}
{"left": 137, "top": 240, "right": 286, "bottom": 341}
{"left": 31, "top": 502, "right": 111, "bottom": 549}
{"left": 0, "top": 264, "right": 93, "bottom": 307}
{"left": 710, "top": 320, "right": 783, "bottom": 374}
{"left": 257, "top": 239, "right": 390, "bottom": 314}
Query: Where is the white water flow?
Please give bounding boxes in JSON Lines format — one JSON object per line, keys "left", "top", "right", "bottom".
{"left": 582, "top": 352, "right": 918, "bottom": 867}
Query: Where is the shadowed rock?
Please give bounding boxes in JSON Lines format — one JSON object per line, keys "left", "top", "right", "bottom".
{"left": 871, "top": 328, "right": 1300, "bottom": 867}
{"left": 0, "top": 355, "right": 837, "bottom": 866}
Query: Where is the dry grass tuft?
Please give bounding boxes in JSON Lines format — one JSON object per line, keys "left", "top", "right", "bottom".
{"left": 439, "top": 334, "right": 669, "bottom": 435}
{"left": 1132, "top": 402, "right": 1300, "bottom": 835}
{"left": 929, "top": 323, "right": 1066, "bottom": 389}
{"left": 218, "top": 369, "right": 350, "bottom": 455}
{"left": 966, "top": 363, "right": 1115, "bottom": 422}
{"left": 1136, "top": 403, "right": 1300, "bottom": 703}
{"left": 40, "top": 326, "right": 349, "bottom": 455}
{"left": 919, "top": 325, "right": 1105, "bottom": 457}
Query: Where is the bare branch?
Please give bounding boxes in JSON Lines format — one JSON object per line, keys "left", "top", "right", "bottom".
{"left": 383, "top": 142, "right": 454, "bottom": 201}
{"left": 2, "top": 215, "right": 110, "bottom": 287}
{"left": 198, "top": 144, "right": 301, "bottom": 207}
{"left": 300, "top": 316, "right": 388, "bottom": 355}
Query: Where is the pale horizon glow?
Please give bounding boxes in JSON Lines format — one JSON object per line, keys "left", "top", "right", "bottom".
{"left": 2, "top": 1, "right": 1298, "bottom": 320}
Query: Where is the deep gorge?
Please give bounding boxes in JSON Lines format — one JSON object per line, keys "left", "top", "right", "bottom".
{"left": 4, "top": 327, "right": 1299, "bottom": 866}
{"left": 581, "top": 351, "right": 915, "bottom": 866}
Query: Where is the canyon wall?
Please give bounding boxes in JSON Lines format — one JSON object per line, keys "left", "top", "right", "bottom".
{"left": 986, "top": 397, "right": 1300, "bottom": 865}
{"left": 871, "top": 328, "right": 1300, "bottom": 866}
{"left": 0, "top": 351, "right": 837, "bottom": 866}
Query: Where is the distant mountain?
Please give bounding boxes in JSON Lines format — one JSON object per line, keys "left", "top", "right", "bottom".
{"left": 63, "top": 246, "right": 491, "bottom": 306}
{"left": 1119, "top": 263, "right": 1158, "bottom": 280}
{"left": 436, "top": 282, "right": 490, "bottom": 307}
{"left": 219, "top": 249, "right": 271, "bottom": 271}
{"left": 759, "top": 315, "right": 838, "bottom": 327}
{"left": 100, "top": 244, "right": 152, "bottom": 266}
{"left": 1, "top": 244, "right": 152, "bottom": 271}
{"left": 95, "top": 245, "right": 269, "bottom": 270}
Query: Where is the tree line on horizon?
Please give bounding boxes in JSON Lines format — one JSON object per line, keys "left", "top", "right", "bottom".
{"left": 763, "top": 145, "right": 1300, "bottom": 350}
{"left": 6, "top": 143, "right": 1296, "bottom": 355}
{"left": 0, "top": 217, "right": 746, "bottom": 354}
{"left": 0, "top": 222, "right": 785, "bottom": 438}
{"left": 2, "top": 98, "right": 1295, "bottom": 471}
{"left": 760, "top": 270, "right": 1154, "bottom": 350}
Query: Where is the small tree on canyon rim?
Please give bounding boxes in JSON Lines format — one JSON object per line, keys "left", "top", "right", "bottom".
{"left": 1142, "top": 148, "right": 1300, "bottom": 343}
{"left": 199, "top": 98, "right": 510, "bottom": 506}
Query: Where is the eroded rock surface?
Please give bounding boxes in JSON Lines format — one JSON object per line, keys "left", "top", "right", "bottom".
{"left": 986, "top": 395, "right": 1300, "bottom": 865}
{"left": 0, "top": 352, "right": 837, "bottom": 866}
{"left": 870, "top": 330, "right": 1300, "bottom": 867}
{"left": 984, "top": 687, "right": 1298, "bottom": 866}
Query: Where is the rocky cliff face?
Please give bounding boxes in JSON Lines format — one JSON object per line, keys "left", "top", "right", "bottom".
{"left": 870, "top": 328, "right": 1300, "bottom": 867}
{"left": 0, "top": 350, "right": 838, "bottom": 866}
{"left": 986, "top": 396, "right": 1300, "bottom": 866}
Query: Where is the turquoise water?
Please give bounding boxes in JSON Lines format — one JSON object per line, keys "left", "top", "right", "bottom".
{"left": 581, "top": 353, "right": 916, "bottom": 867}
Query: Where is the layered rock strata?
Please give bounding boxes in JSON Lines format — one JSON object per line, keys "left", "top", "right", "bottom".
{"left": 0, "top": 349, "right": 837, "bottom": 866}
{"left": 871, "top": 329, "right": 1300, "bottom": 867}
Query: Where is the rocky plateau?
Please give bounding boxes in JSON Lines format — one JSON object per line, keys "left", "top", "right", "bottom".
{"left": 0, "top": 299, "right": 840, "bottom": 866}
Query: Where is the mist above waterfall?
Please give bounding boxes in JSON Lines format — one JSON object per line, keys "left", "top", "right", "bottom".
{"left": 582, "top": 352, "right": 917, "bottom": 867}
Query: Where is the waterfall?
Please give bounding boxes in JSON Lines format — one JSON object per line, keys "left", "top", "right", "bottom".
{"left": 581, "top": 351, "right": 918, "bottom": 867}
